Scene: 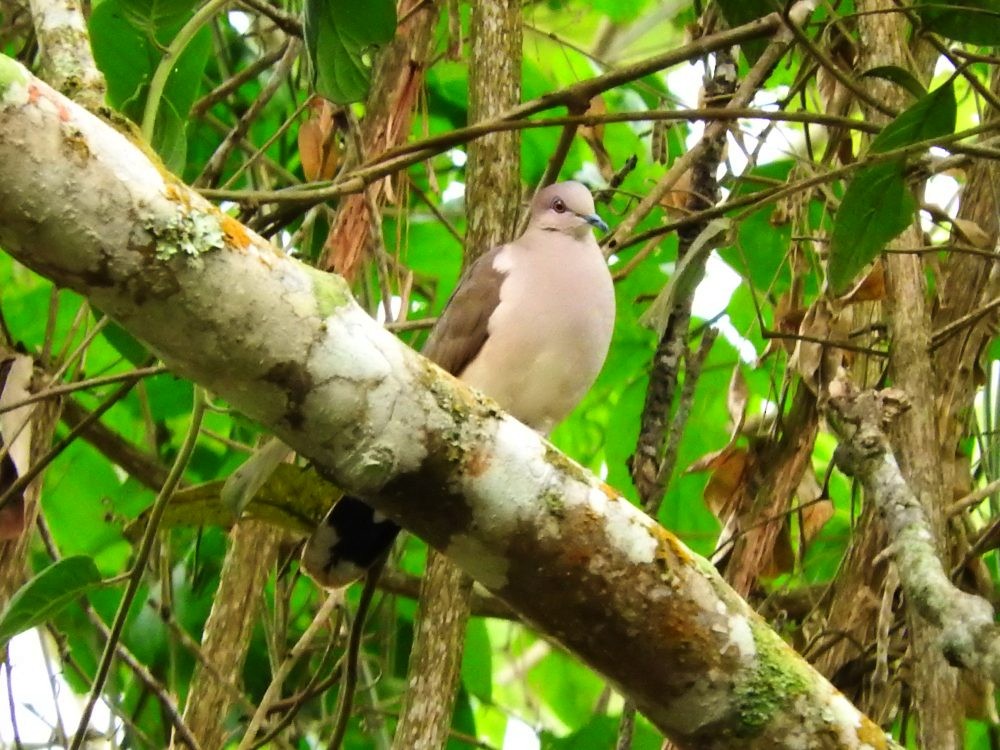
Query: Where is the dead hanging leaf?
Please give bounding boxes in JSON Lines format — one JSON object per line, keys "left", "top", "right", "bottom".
{"left": 763, "top": 524, "right": 795, "bottom": 578}
{"left": 727, "top": 364, "right": 748, "bottom": 436}
{"left": 817, "top": 29, "right": 857, "bottom": 114}
{"left": 298, "top": 97, "right": 342, "bottom": 182}
{"left": 791, "top": 301, "right": 832, "bottom": 391}
{"left": 581, "top": 94, "right": 605, "bottom": 142}
{"left": 801, "top": 498, "right": 835, "bottom": 543}
{"left": 759, "top": 294, "right": 806, "bottom": 363}
{"left": 660, "top": 169, "right": 694, "bottom": 219}
{"left": 770, "top": 196, "right": 791, "bottom": 226}
{"left": 580, "top": 96, "right": 614, "bottom": 181}
{"left": 776, "top": 293, "right": 807, "bottom": 334}
{"left": 688, "top": 445, "right": 749, "bottom": 519}
{"left": 651, "top": 119, "right": 668, "bottom": 165}
{"left": 839, "top": 260, "right": 886, "bottom": 305}
{"left": 0, "top": 355, "right": 34, "bottom": 541}
{"left": 446, "top": 0, "right": 462, "bottom": 60}
{"left": 793, "top": 299, "right": 853, "bottom": 394}
{"left": 797, "top": 470, "right": 834, "bottom": 546}
{"left": 953, "top": 218, "right": 994, "bottom": 250}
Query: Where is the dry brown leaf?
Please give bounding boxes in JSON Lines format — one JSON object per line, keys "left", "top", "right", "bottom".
{"left": 298, "top": 97, "right": 341, "bottom": 182}
{"left": 695, "top": 447, "right": 749, "bottom": 518}
{"left": 0, "top": 355, "right": 33, "bottom": 541}
{"left": 651, "top": 120, "right": 668, "bottom": 165}
{"left": 580, "top": 95, "right": 614, "bottom": 181}
{"left": 763, "top": 524, "right": 795, "bottom": 578}
{"left": 686, "top": 445, "right": 731, "bottom": 474}
{"left": 792, "top": 301, "right": 832, "bottom": 391}
{"left": 727, "top": 364, "right": 748, "bottom": 434}
{"left": 816, "top": 30, "right": 856, "bottom": 116}
{"left": 839, "top": 261, "right": 885, "bottom": 305}
{"left": 801, "top": 499, "right": 834, "bottom": 544}
{"left": 660, "top": 169, "right": 694, "bottom": 219}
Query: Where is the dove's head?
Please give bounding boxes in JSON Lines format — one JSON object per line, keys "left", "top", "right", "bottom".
{"left": 530, "top": 181, "right": 608, "bottom": 238}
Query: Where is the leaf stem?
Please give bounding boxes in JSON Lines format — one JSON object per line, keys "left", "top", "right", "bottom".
{"left": 141, "top": 0, "right": 231, "bottom": 143}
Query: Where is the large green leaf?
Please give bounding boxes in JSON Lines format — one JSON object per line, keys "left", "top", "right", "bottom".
{"left": 721, "top": 159, "right": 795, "bottom": 294}
{"left": 592, "top": 0, "right": 653, "bottom": 24}
{"left": 0, "top": 556, "right": 104, "bottom": 647}
{"left": 860, "top": 65, "right": 927, "bottom": 100}
{"left": 89, "top": 0, "right": 211, "bottom": 170}
{"left": 540, "top": 715, "right": 661, "bottom": 749}
{"left": 870, "top": 79, "right": 956, "bottom": 154}
{"left": 304, "top": 0, "right": 397, "bottom": 104}
{"left": 101, "top": 319, "right": 150, "bottom": 366}
{"left": 828, "top": 161, "right": 916, "bottom": 293}
{"left": 827, "top": 79, "right": 957, "bottom": 292}
{"left": 462, "top": 616, "right": 493, "bottom": 702}
{"left": 714, "top": 0, "right": 773, "bottom": 63}
{"left": 916, "top": 0, "right": 1000, "bottom": 45}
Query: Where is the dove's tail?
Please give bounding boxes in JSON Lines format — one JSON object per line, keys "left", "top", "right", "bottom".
{"left": 301, "top": 496, "right": 400, "bottom": 588}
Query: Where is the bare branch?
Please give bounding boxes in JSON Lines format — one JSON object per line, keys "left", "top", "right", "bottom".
{"left": 828, "top": 381, "right": 1000, "bottom": 685}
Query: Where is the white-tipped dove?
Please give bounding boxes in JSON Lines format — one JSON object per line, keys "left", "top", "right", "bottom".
{"left": 302, "top": 181, "right": 616, "bottom": 587}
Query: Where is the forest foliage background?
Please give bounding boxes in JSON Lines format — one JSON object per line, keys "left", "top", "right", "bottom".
{"left": 1, "top": 0, "right": 1000, "bottom": 748}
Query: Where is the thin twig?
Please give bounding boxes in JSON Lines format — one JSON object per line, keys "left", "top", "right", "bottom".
{"left": 326, "top": 559, "right": 384, "bottom": 750}
{"left": 237, "top": 592, "right": 342, "bottom": 750}
{"left": 191, "top": 42, "right": 290, "bottom": 117}
{"left": 947, "top": 477, "right": 1000, "bottom": 517}
{"left": 0, "top": 364, "right": 167, "bottom": 414}
{"left": 69, "top": 389, "right": 206, "bottom": 750}
{"left": 0, "top": 374, "right": 145, "bottom": 512}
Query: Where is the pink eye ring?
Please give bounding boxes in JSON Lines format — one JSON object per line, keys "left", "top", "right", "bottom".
{"left": 551, "top": 198, "right": 566, "bottom": 213}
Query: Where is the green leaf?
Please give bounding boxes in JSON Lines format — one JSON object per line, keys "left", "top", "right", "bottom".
{"left": 152, "top": 97, "right": 188, "bottom": 173}
{"left": 89, "top": 0, "right": 211, "bottom": 165}
{"left": 0, "top": 556, "right": 104, "bottom": 647}
{"left": 828, "top": 161, "right": 916, "bottom": 293}
{"left": 101, "top": 319, "right": 149, "bottom": 366}
{"left": 714, "top": 0, "right": 772, "bottom": 63}
{"left": 916, "top": 1, "right": 1000, "bottom": 45}
{"left": 541, "top": 715, "right": 661, "bottom": 749}
{"left": 871, "top": 79, "right": 956, "bottom": 154}
{"left": 592, "top": 0, "right": 652, "bottom": 23}
{"left": 304, "top": 0, "right": 397, "bottom": 104}
{"left": 721, "top": 159, "right": 796, "bottom": 294}
{"left": 461, "top": 617, "right": 492, "bottom": 702}
{"left": 860, "top": 65, "right": 927, "bottom": 100}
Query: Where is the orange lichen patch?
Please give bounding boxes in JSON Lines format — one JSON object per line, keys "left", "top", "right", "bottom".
{"left": 463, "top": 448, "right": 490, "bottom": 478}
{"left": 857, "top": 715, "right": 888, "bottom": 749}
{"left": 651, "top": 524, "right": 693, "bottom": 566}
{"left": 220, "top": 214, "right": 252, "bottom": 250}
{"left": 23, "top": 80, "right": 70, "bottom": 119}
{"left": 597, "top": 482, "right": 620, "bottom": 501}
{"left": 164, "top": 182, "right": 190, "bottom": 208}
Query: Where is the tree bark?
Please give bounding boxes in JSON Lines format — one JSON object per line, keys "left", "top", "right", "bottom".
{"left": 393, "top": 4, "right": 522, "bottom": 747}
{"left": 855, "top": 3, "right": 960, "bottom": 746}
{"left": 0, "top": 56, "right": 900, "bottom": 749}
{"left": 176, "top": 520, "right": 282, "bottom": 749}
{"left": 320, "top": 0, "right": 442, "bottom": 279}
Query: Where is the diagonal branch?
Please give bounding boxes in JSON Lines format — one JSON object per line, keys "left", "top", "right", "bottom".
{"left": 0, "top": 56, "right": 900, "bottom": 750}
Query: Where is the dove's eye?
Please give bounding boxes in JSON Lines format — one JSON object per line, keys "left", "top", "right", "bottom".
{"left": 551, "top": 198, "right": 567, "bottom": 213}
